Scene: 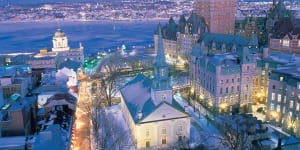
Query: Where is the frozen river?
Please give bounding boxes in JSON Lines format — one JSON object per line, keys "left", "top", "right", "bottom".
{"left": 0, "top": 20, "right": 167, "bottom": 54}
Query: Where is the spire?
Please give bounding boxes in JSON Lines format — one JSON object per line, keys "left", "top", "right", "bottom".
{"left": 154, "top": 24, "right": 167, "bottom": 67}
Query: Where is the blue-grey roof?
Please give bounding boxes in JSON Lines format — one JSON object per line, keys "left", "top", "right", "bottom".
{"left": 120, "top": 74, "right": 187, "bottom": 124}
{"left": 200, "top": 33, "right": 247, "bottom": 52}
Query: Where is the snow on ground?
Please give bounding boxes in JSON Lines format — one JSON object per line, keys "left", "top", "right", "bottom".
{"left": 104, "top": 104, "right": 137, "bottom": 150}
{"left": 174, "top": 93, "right": 227, "bottom": 150}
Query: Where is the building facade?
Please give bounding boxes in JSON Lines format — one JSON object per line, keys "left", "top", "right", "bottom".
{"left": 190, "top": 43, "right": 256, "bottom": 115}
{"left": 121, "top": 26, "right": 190, "bottom": 149}
{"left": 194, "top": 0, "right": 236, "bottom": 34}
{"left": 266, "top": 65, "right": 300, "bottom": 138}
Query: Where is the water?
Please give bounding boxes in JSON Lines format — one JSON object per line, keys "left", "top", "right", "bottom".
{"left": 0, "top": 20, "right": 166, "bottom": 54}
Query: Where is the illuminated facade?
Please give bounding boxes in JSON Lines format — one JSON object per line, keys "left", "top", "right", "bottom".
{"left": 190, "top": 43, "right": 256, "bottom": 115}
{"left": 266, "top": 66, "right": 300, "bottom": 138}
{"left": 194, "top": 0, "right": 236, "bottom": 34}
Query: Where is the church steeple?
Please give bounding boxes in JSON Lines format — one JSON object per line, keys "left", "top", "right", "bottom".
{"left": 154, "top": 24, "right": 167, "bottom": 67}
{"left": 152, "top": 24, "right": 170, "bottom": 90}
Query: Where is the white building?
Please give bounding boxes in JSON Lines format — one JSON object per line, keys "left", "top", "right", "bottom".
{"left": 121, "top": 25, "right": 191, "bottom": 149}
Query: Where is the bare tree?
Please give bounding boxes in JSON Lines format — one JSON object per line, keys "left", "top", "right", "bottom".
{"left": 93, "top": 54, "right": 125, "bottom": 106}
{"left": 212, "top": 117, "right": 250, "bottom": 150}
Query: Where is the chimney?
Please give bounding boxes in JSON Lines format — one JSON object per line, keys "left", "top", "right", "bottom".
{"left": 263, "top": 48, "right": 269, "bottom": 59}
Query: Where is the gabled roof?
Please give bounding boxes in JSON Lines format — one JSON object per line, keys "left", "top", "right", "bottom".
{"left": 271, "top": 17, "right": 300, "bottom": 39}
{"left": 120, "top": 74, "right": 188, "bottom": 124}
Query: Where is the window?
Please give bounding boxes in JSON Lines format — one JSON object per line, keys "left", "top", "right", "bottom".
{"left": 146, "top": 129, "right": 150, "bottom": 137}
{"left": 232, "top": 79, "right": 234, "bottom": 83}
{"left": 178, "top": 125, "right": 183, "bottom": 132}
{"left": 272, "top": 93, "right": 275, "bottom": 100}
{"left": 237, "top": 85, "right": 240, "bottom": 91}
{"left": 291, "top": 91, "right": 295, "bottom": 97}
{"left": 220, "top": 80, "right": 223, "bottom": 84}
{"left": 162, "top": 128, "right": 166, "bottom": 135}
{"left": 226, "top": 79, "right": 229, "bottom": 83}
{"left": 220, "top": 88, "right": 223, "bottom": 94}
{"left": 146, "top": 141, "right": 150, "bottom": 147}
{"left": 278, "top": 94, "right": 281, "bottom": 102}
{"left": 245, "top": 94, "right": 248, "bottom": 100}
{"left": 225, "top": 96, "right": 228, "bottom": 103}
{"left": 284, "top": 96, "right": 287, "bottom": 103}
{"left": 297, "top": 103, "right": 300, "bottom": 111}
{"left": 230, "top": 96, "right": 233, "bottom": 103}
{"left": 277, "top": 105, "right": 280, "bottom": 112}
{"left": 245, "top": 84, "right": 249, "bottom": 91}
{"left": 231, "top": 86, "right": 234, "bottom": 92}
{"left": 283, "top": 40, "right": 289, "bottom": 47}
{"left": 161, "top": 68, "right": 165, "bottom": 77}
{"left": 219, "top": 97, "right": 223, "bottom": 103}
{"left": 237, "top": 78, "right": 240, "bottom": 82}
{"left": 162, "top": 137, "right": 167, "bottom": 144}
{"left": 298, "top": 41, "right": 300, "bottom": 47}
{"left": 246, "top": 77, "right": 249, "bottom": 82}
{"left": 262, "top": 70, "right": 265, "bottom": 75}
{"left": 162, "top": 94, "right": 166, "bottom": 101}
{"left": 283, "top": 106, "right": 285, "bottom": 113}
{"left": 247, "top": 66, "right": 249, "bottom": 71}
{"left": 273, "top": 85, "right": 276, "bottom": 90}
{"left": 280, "top": 77, "right": 284, "bottom": 81}
{"left": 298, "top": 94, "right": 300, "bottom": 100}
{"left": 271, "top": 103, "right": 274, "bottom": 110}
{"left": 226, "top": 88, "right": 228, "bottom": 93}
{"left": 290, "top": 101, "right": 294, "bottom": 108}
{"left": 236, "top": 95, "right": 239, "bottom": 102}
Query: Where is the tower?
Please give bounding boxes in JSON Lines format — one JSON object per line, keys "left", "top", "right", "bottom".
{"left": 52, "top": 29, "right": 70, "bottom": 52}
{"left": 194, "top": 0, "right": 237, "bottom": 34}
{"left": 151, "top": 24, "right": 172, "bottom": 106}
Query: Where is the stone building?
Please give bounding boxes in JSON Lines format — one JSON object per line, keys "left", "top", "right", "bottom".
{"left": 266, "top": 65, "right": 300, "bottom": 138}
{"left": 190, "top": 42, "right": 256, "bottom": 115}
{"left": 121, "top": 26, "right": 190, "bottom": 149}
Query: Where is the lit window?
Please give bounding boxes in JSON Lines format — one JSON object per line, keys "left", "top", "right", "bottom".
{"left": 245, "top": 94, "right": 248, "bottom": 100}
{"left": 270, "top": 103, "right": 274, "bottom": 110}
{"left": 284, "top": 96, "right": 287, "bottom": 103}
{"left": 278, "top": 94, "right": 281, "bottom": 102}
{"left": 283, "top": 40, "right": 289, "bottom": 47}
{"left": 291, "top": 91, "right": 295, "bottom": 97}
{"left": 283, "top": 106, "right": 285, "bottom": 113}
{"left": 297, "top": 103, "right": 300, "bottom": 111}
{"left": 280, "top": 77, "right": 284, "bottom": 81}
{"left": 272, "top": 93, "right": 276, "bottom": 100}
{"left": 277, "top": 105, "right": 280, "bottom": 112}
{"left": 220, "top": 88, "right": 223, "bottom": 94}
{"left": 290, "top": 100, "right": 294, "bottom": 108}
{"left": 298, "top": 41, "right": 300, "bottom": 47}
{"left": 245, "top": 84, "right": 249, "bottom": 91}
{"left": 162, "top": 137, "right": 167, "bottom": 144}
{"left": 226, "top": 88, "right": 228, "bottom": 93}
{"left": 246, "top": 77, "right": 249, "bottom": 82}
{"left": 298, "top": 94, "right": 300, "bottom": 100}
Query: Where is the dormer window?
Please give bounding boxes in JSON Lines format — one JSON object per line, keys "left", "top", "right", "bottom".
{"left": 162, "top": 94, "right": 166, "bottom": 101}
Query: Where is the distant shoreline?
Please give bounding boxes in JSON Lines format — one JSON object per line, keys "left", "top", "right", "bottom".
{"left": 0, "top": 18, "right": 170, "bottom": 23}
